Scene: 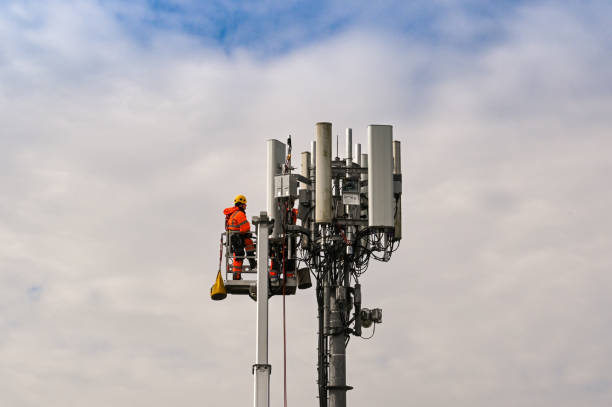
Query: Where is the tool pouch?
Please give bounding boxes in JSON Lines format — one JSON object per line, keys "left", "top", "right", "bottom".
{"left": 230, "top": 233, "right": 245, "bottom": 253}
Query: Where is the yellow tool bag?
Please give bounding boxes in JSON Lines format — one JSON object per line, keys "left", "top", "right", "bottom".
{"left": 210, "top": 270, "right": 227, "bottom": 300}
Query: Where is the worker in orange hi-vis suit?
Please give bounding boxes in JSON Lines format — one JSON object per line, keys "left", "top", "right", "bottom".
{"left": 223, "top": 194, "right": 256, "bottom": 280}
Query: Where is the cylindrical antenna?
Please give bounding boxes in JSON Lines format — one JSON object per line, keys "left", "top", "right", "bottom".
{"left": 336, "top": 134, "right": 339, "bottom": 159}
{"left": 267, "top": 139, "right": 286, "bottom": 237}
{"left": 315, "top": 122, "right": 332, "bottom": 223}
{"left": 311, "top": 140, "right": 316, "bottom": 168}
{"left": 393, "top": 141, "right": 401, "bottom": 175}
{"left": 393, "top": 140, "right": 402, "bottom": 240}
{"left": 360, "top": 152, "right": 368, "bottom": 221}
{"left": 345, "top": 128, "right": 352, "bottom": 162}
{"left": 360, "top": 153, "right": 368, "bottom": 181}
{"left": 367, "top": 125, "right": 394, "bottom": 228}
{"left": 301, "top": 151, "right": 311, "bottom": 189}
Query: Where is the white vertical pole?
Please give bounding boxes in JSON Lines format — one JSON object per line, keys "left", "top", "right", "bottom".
{"left": 253, "top": 212, "right": 271, "bottom": 407}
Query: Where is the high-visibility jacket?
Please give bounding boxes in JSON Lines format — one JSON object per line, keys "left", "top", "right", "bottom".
{"left": 223, "top": 206, "right": 254, "bottom": 277}
{"left": 223, "top": 206, "right": 251, "bottom": 233}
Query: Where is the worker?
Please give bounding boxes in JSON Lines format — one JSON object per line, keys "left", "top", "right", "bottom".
{"left": 224, "top": 194, "right": 256, "bottom": 280}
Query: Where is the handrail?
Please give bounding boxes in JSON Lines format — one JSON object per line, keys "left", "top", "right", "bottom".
{"left": 221, "top": 231, "right": 259, "bottom": 280}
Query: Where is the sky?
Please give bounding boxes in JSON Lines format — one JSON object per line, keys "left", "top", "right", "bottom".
{"left": 1, "top": 0, "right": 612, "bottom": 406}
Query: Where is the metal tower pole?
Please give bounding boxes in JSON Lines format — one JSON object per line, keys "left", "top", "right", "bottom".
{"left": 328, "top": 285, "right": 348, "bottom": 407}
{"left": 328, "top": 241, "right": 353, "bottom": 405}
{"left": 253, "top": 212, "right": 272, "bottom": 407}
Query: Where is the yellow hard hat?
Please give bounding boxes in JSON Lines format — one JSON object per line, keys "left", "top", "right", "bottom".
{"left": 234, "top": 194, "right": 247, "bottom": 205}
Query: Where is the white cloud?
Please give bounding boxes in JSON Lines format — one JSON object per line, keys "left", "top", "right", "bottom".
{"left": 1, "top": 1, "right": 611, "bottom": 406}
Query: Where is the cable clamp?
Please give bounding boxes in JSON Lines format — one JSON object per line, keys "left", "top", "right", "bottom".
{"left": 252, "top": 363, "right": 272, "bottom": 374}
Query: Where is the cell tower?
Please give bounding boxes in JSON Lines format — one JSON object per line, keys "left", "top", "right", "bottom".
{"left": 211, "top": 122, "right": 402, "bottom": 407}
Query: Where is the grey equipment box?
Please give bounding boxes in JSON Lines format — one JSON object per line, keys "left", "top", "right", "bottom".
{"left": 274, "top": 174, "right": 298, "bottom": 198}
{"left": 342, "top": 178, "right": 360, "bottom": 206}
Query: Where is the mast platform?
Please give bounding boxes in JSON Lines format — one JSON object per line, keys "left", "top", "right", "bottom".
{"left": 224, "top": 275, "right": 298, "bottom": 298}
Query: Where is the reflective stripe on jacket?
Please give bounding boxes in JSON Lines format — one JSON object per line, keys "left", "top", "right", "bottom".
{"left": 223, "top": 206, "right": 251, "bottom": 234}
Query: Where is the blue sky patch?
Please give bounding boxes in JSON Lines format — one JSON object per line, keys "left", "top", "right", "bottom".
{"left": 103, "top": 0, "right": 529, "bottom": 56}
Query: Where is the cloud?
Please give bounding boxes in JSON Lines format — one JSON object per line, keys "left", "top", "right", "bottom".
{"left": 1, "top": 1, "right": 611, "bottom": 406}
